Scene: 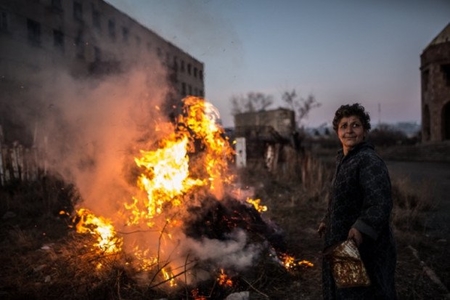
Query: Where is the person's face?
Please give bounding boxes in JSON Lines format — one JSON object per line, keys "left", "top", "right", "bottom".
{"left": 337, "top": 115, "right": 366, "bottom": 155}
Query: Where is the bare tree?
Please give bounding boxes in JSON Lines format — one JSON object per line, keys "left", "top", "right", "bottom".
{"left": 282, "top": 89, "right": 320, "bottom": 127}
{"left": 230, "top": 92, "right": 274, "bottom": 115}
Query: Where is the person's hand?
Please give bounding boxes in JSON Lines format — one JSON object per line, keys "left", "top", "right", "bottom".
{"left": 347, "top": 228, "right": 363, "bottom": 247}
{"left": 317, "top": 222, "right": 327, "bottom": 238}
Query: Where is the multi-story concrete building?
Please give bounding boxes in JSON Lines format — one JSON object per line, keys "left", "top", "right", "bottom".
{"left": 420, "top": 22, "right": 450, "bottom": 142}
{"left": 0, "top": 0, "right": 204, "bottom": 144}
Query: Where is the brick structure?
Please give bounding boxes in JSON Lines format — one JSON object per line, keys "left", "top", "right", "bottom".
{"left": 420, "top": 22, "right": 450, "bottom": 142}
{"left": 0, "top": 0, "right": 204, "bottom": 144}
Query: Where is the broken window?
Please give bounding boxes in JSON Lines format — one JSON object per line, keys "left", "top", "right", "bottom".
{"left": 173, "top": 56, "right": 178, "bottom": 71}
{"left": 51, "top": 0, "right": 62, "bottom": 11}
{"left": 92, "top": 9, "right": 100, "bottom": 29}
{"left": 0, "top": 11, "right": 8, "bottom": 31}
{"left": 94, "top": 47, "right": 101, "bottom": 62}
{"left": 135, "top": 36, "right": 141, "bottom": 47}
{"left": 27, "top": 19, "right": 41, "bottom": 46}
{"left": 75, "top": 30, "right": 84, "bottom": 58}
{"left": 122, "top": 26, "right": 129, "bottom": 42}
{"left": 108, "top": 19, "right": 115, "bottom": 40}
{"left": 53, "top": 29, "right": 64, "bottom": 51}
{"left": 73, "top": 1, "right": 82, "bottom": 21}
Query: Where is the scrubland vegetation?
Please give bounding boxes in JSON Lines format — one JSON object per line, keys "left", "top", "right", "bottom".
{"left": 0, "top": 146, "right": 448, "bottom": 299}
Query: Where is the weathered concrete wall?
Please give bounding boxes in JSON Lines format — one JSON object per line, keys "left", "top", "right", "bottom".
{"left": 234, "top": 108, "right": 295, "bottom": 140}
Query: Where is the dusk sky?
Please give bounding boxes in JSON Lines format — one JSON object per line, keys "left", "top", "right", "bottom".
{"left": 105, "top": 0, "right": 450, "bottom": 128}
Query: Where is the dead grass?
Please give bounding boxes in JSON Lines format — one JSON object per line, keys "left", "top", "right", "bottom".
{"left": 0, "top": 156, "right": 448, "bottom": 299}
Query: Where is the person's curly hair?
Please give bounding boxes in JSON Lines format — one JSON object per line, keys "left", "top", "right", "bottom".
{"left": 332, "top": 103, "right": 371, "bottom": 132}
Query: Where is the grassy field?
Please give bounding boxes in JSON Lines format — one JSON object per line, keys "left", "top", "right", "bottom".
{"left": 0, "top": 152, "right": 449, "bottom": 299}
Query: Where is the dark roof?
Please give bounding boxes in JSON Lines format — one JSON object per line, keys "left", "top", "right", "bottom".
{"left": 427, "top": 22, "right": 450, "bottom": 47}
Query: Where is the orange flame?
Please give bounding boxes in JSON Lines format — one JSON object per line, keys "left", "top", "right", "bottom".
{"left": 279, "top": 253, "right": 314, "bottom": 270}
{"left": 73, "top": 97, "right": 312, "bottom": 289}
{"left": 75, "top": 208, "right": 123, "bottom": 254}
{"left": 73, "top": 97, "right": 237, "bottom": 287}
{"left": 123, "top": 97, "right": 235, "bottom": 227}
{"left": 162, "top": 267, "right": 177, "bottom": 287}
{"left": 217, "top": 268, "right": 233, "bottom": 287}
{"left": 246, "top": 198, "right": 268, "bottom": 212}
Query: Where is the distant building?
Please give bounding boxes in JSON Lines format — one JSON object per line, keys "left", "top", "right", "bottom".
{"left": 234, "top": 108, "right": 296, "bottom": 141}
{"left": 234, "top": 108, "right": 298, "bottom": 170}
{"left": 420, "top": 22, "right": 450, "bottom": 142}
{"left": 0, "top": 0, "right": 204, "bottom": 144}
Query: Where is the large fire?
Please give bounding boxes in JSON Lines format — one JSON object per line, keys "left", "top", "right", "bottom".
{"left": 73, "top": 96, "right": 311, "bottom": 291}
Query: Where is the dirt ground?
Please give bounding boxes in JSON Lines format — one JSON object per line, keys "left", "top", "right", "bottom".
{"left": 288, "top": 159, "right": 450, "bottom": 300}
{"left": 386, "top": 160, "right": 450, "bottom": 240}
{"left": 0, "top": 158, "right": 449, "bottom": 299}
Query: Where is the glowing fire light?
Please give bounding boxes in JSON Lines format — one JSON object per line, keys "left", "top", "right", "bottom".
{"left": 123, "top": 97, "right": 235, "bottom": 227}
{"left": 74, "top": 208, "right": 123, "bottom": 254}
{"left": 246, "top": 198, "right": 268, "bottom": 212}
{"left": 279, "top": 253, "right": 314, "bottom": 270}
{"left": 162, "top": 268, "right": 177, "bottom": 287}
{"left": 72, "top": 96, "right": 311, "bottom": 290}
{"left": 217, "top": 268, "right": 233, "bottom": 287}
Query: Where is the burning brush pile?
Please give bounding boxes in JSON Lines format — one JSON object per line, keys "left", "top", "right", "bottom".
{"left": 70, "top": 96, "right": 312, "bottom": 298}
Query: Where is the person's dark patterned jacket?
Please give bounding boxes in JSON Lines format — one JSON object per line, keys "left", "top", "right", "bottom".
{"left": 322, "top": 141, "right": 397, "bottom": 300}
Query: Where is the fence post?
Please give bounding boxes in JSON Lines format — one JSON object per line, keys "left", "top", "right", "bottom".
{"left": 0, "top": 125, "right": 4, "bottom": 185}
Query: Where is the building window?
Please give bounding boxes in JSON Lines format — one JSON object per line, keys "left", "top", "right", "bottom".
{"left": 108, "top": 19, "right": 115, "bottom": 39}
{"left": 194, "top": 67, "right": 198, "bottom": 78}
{"left": 188, "top": 85, "right": 192, "bottom": 95}
{"left": 94, "top": 47, "right": 101, "bottom": 62}
{"left": 180, "top": 60, "right": 185, "bottom": 72}
{"left": 92, "top": 9, "right": 100, "bottom": 29}
{"left": 51, "top": 0, "right": 62, "bottom": 11}
{"left": 135, "top": 36, "right": 141, "bottom": 47}
{"left": 75, "top": 30, "right": 84, "bottom": 58}
{"left": 422, "top": 69, "right": 429, "bottom": 92}
{"left": 73, "top": 1, "right": 82, "bottom": 21}
{"left": 199, "top": 70, "right": 203, "bottom": 80}
{"left": 199, "top": 89, "right": 204, "bottom": 97}
{"left": 53, "top": 30, "right": 64, "bottom": 51}
{"left": 0, "top": 11, "right": 8, "bottom": 31}
{"left": 122, "top": 26, "right": 129, "bottom": 42}
{"left": 173, "top": 56, "right": 178, "bottom": 71}
{"left": 27, "top": 19, "right": 41, "bottom": 46}
{"left": 182, "top": 82, "right": 186, "bottom": 96}
{"left": 166, "top": 52, "right": 170, "bottom": 64}
{"left": 187, "top": 63, "right": 191, "bottom": 75}
{"left": 441, "top": 64, "right": 450, "bottom": 86}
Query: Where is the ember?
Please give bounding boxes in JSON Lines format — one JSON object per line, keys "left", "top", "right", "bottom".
{"left": 73, "top": 96, "right": 309, "bottom": 292}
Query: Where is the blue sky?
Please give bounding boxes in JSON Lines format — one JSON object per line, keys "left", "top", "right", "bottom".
{"left": 106, "top": 0, "right": 450, "bottom": 128}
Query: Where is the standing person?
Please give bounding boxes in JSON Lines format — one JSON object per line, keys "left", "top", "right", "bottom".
{"left": 317, "top": 103, "right": 397, "bottom": 299}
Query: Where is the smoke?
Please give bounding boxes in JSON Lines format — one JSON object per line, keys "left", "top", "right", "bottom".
{"left": 35, "top": 66, "right": 172, "bottom": 216}
{"left": 184, "top": 229, "right": 262, "bottom": 271}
